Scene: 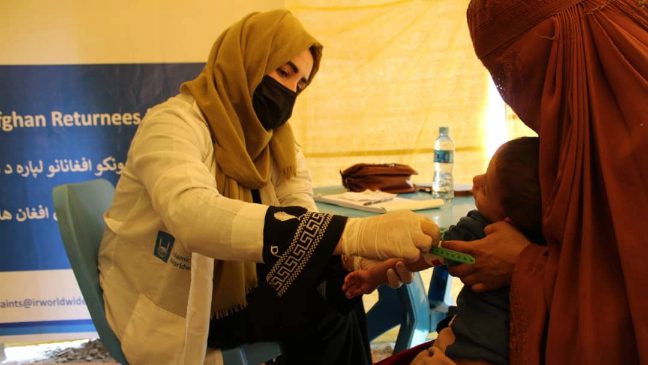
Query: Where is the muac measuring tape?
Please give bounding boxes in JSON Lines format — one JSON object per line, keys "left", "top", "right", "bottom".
{"left": 430, "top": 246, "right": 475, "bottom": 264}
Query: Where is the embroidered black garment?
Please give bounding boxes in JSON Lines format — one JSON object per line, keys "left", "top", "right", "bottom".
{"left": 262, "top": 206, "right": 343, "bottom": 297}
{"left": 207, "top": 206, "right": 372, "bottom": 365}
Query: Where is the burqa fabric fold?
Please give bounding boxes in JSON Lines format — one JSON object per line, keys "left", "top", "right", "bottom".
{"left": 467, "top": 0, "right": 647, "bottom": 363}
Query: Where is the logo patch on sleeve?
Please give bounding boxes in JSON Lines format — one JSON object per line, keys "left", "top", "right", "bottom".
{"left": 154, "top": 231, "right": 175, "bottom": 262}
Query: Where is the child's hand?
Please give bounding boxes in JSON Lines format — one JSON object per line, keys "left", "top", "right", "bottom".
{"left": 342, "top": 270, "right": 379, "bottom": 299}
{"left": 342, "top": 258, "right": 419, "bottom": 299}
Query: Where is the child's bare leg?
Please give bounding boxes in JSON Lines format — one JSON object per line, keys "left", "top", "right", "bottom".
{"left": 410, "top": 344, "right": 457, "bottom": 365}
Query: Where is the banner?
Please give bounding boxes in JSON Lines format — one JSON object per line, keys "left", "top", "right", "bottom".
{"left": 0, "top": 63, "right": 203, "bottom": 341}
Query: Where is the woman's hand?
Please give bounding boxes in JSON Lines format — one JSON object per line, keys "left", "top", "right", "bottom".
{"left": 442, "top": 221, "right": 530, "bottom": 292}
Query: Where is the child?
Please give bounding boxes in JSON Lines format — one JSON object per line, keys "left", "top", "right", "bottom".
{"left": 344, "top": 137, "right": 543, "bottom": 365}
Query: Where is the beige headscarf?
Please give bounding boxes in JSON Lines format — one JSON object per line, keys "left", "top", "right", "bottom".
{"left": 181, "top": 9, "right": 323, "bottom": 318}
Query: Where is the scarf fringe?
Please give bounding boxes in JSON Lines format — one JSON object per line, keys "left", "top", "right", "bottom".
{"left": 211, "top": 283, "right": 257, "bottom": 320}
{"left": 213, "top": 302, "right": 248, "bottom": 320}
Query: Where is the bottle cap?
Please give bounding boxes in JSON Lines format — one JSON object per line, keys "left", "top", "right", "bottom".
{"left": 439, "top": 126, "right": 449, "bottom": 135}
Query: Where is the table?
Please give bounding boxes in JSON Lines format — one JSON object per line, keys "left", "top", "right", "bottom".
{"left": 314, "top": 186, "right": 475, "bottom": 354}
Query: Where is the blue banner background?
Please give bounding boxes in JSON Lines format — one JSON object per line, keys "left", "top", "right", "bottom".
{"left": 0, "top": 63, "right": 203, "bottom": 272}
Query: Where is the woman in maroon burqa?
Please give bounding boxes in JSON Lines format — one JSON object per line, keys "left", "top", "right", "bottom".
{"left": 449, "top": 0, "right": 647, "bottom": 364}
{"left": 380, "top": 1, "right": 647, "bottom": 364}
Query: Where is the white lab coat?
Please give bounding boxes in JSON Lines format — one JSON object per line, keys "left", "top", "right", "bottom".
{"left": 98, "top": 93, "right": 317, "bottom": 364}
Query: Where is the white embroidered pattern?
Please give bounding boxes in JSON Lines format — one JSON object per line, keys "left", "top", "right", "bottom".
{"left": 274, "top": 211, "right": 298, "bottom": 222}
{"left": 266, "top": 211, "right": 332, "bottom": 296}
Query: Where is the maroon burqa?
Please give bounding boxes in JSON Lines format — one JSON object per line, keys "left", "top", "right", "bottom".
{"left": 467, "top": 0, "right": 647, "bottom": 363}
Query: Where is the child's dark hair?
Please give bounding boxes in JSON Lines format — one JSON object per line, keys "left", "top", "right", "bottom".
{"left": 494, "top": 136, "right": 542, "bottom": 238}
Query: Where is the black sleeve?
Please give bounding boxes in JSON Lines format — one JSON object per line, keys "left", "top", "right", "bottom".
{"left": 259, "top": 206, "right": 348, "bottom": 298}
{"left": 442, "top": 210, "right": 491, "bottom": 241}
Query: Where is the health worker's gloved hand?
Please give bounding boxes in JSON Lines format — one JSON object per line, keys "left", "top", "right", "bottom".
{"left": 340, "top": 210, "right": 439, "bottom": 261}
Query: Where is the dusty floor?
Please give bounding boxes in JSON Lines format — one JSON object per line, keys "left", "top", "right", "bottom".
{"left": 1, "top": 337, "right": 398, "bottom": 364}
{"left": 2, "top": 269, "right": 453, "bottom": 364}
{"left": 1, "top": 339, "right": 117, "bottom": 364}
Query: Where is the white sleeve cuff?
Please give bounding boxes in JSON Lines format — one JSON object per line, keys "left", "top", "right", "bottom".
{"left": 230, "top": 203, "right": 267, "bottom": 263}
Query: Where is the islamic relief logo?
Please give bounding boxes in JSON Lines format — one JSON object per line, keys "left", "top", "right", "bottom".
{"left": 153, "top": 231, "right": 175, "bottom": 262}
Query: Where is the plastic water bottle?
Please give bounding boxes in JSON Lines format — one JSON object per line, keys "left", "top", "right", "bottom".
{"left": 432, "top": 126, "right": 454, "bottom": 200}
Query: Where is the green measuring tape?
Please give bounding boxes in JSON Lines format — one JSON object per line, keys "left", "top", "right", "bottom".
{"left": 431, "top": 246, "right": 475, "bottom": 264}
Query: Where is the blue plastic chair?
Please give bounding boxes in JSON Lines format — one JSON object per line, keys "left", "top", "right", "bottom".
{"left": 366, "top": 268, "right": 456, "bottom": 355}
{"left": 53, "top": 178, "right": 282, "bottom": 364}
{"left": 366, "top": 272, "right": 431, "bottom": 353}
{"left": 428, "top": 266, "right": 452, "bottom": 330}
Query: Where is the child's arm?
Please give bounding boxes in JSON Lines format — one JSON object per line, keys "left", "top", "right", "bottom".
{"left": 342, "top": 255, "right": 431, "bottom": 298}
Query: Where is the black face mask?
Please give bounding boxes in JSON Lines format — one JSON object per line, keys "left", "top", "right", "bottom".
{"left": 252, "top": 75, "right": 297, "bottom": 130}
